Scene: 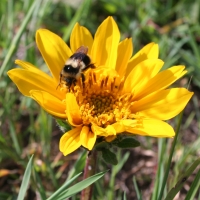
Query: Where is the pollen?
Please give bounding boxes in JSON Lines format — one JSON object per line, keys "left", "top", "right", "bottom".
{"left": 74, "top": 71, "right": 134, "bottom": 127}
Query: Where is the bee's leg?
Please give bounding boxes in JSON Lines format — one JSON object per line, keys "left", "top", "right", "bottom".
{"left": 88, "top": 63, "right": 96, "bottom": 69}
{"left": 67, "top": 81, "right": 73, "bottom": 92}
{"left": 81, "top": 73, "right": 85, "bottom": 88}
{"left": 56, "top": 74, "right": 62, "bottom": 89}
{"left": 67, "top": 82, "right": 71, "bottom": 92}
{"left": 82, "top": 63, "right": 95, "bottom": 71}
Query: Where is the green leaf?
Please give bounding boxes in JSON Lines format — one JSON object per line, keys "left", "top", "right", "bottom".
{"left": 151, "top": 138, "right": 166, "bottom": 200}
{"left": 114, "top": 137, "right": 140, "bottom": 148}
{"left": 66, "top": 150, "right": 87, "bottom": 180}
{"left": 56, "top": 119, "right": 71, "bottom": 132}
{"left": 0, "top": 141, "right": 21, "bottom": 163}
{"left": 185, "top": 166, "right": 200, "bottom": 200}
{"left": 158, "top": 112, "right": 183, "bottom": 200}
{"left": 33, "top": 171, "right": 46, "bottom": 200}
{"left": 53, "top": 170, "right": 107, "bottom": 200}
{"left": 17, "top": 155, "right": 34, "bottom": 200}
{"left": 114, "top": 152, "right": 130, "bottom": 173}
{"left": 164, "top": 158, "right": 200, "bottom": 200}
{"left": 95, "top": 141, "right": 109, "bottom": 150}
{"left": 47, "top": 172, "right": 82, "bottom": 200}
{"left": 102, "top": 149, "right": 118, "bottom": 165}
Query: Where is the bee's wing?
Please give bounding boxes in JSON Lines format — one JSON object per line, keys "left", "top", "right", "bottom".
{"left": 75, "top": 46, "right": 88, "bottom": 54}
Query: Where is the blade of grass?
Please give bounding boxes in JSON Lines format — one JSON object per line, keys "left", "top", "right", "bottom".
{"left": 46, "top": 158, "right": 58, "bottom": 189}
{"left": 7, "top": 0, "right": 14, "bottom": 43}
{"left": 164, "top": 158, "right": 200, "bottom": 200}
{"left": 0, "top": 141, "right": 22, "bottom": 164}
{"left": 151, "top": 138, "right": 166, "bottom": 200}
{"left": 158, "top": 112, "right": 183, "bottom": 200}
{"left": 38, "top": 109, "right": 52, "bottom": 157}
{"left": 28, "top": 0, "right": 52, "bottom": 33}
{"left": 3, "top": 90, "right": 21, "bottom": 155}
{"left": 17, "top": 155, "right": 34, "bottom": 200}
{"left": 123, "top": 192, "right": 127, "bottom": 200}
{"left": 0, "top": 0, "right": 41, "bottom": 77}
{"left": 192, "top": 96, "right": 200, "bottom": 132}
{"left": 8, "top": 119, "right": 21, "bottom": 155}
{"left": 33, "top": 169, "right": 47, "bottom": 200}
{"left": 47, "top": 172, "right": 82, "bottom": 200}
{"left": 95, "top": 179, "right": 104, "bottom": 198}
{"left": 66, "top": 150, "right": 87, "bottom": 180}
{"left": 133, "top": 176, "right": 143, "bottom": 200}
{"left": 62, "top": 0, "right": 91, "bottom": 42}
{"left": 56, "top": 170, "right": 107, "bottom": 200}
{"left": 188, "top": 29, "right": 200, "bottom": 64}
{"left": 172, "top": 136, "right": 200, "bottom": 181}
{"left": 184, "top": 162, "right": 200, "bottom": 200}
{"left": 0, "top": 15, "right": 5, "bottom": 39}
{"left": 107, "top": 151, "right": 130, "bottom": 199}
{"left": 0, "top": 192, "right": 10, "bottom": 199}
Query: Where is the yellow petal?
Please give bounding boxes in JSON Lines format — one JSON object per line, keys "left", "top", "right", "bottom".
{"left": 59, "top": 127, "right": 82, "bottom": 156}
{"left": 15, "top": 59, "right": 42, "bottom": 70}
{"left": 91, "top": 16, "right": 120, "bottom": 69}
{"left": 121, "top": 119, "right": 175, "bottom": 137}
{"left": 134, "top": 65, "right": 187, "bottom": 100}
{"left": 105, "top": 135, "right": 116, "bottom": 142}
{"left": 66, "top": 93, "right": 83, "bottom": 126}
{"left": 80, "top": 126, "right": 96, "bottom": 150}
{"left": 7, "top": 67, "right": 64, "bottom": 100}
{"left": 125, "top": 42, "right": 159, "bottom": 78}
{"left": 36, "top": 29, "right": 72, "bottom": 83}
{"left": 30, "top": 90, "right": 67, "bottom": 119}
{"left": 91, "top": 124, "right": 116, "bottom": 137}
{"left": 111, "top": 122, "right": 126, "bottom": 133}
{"left": 70, "top": 23, "right": 93, "bottom": 55}
{"left": 115, "top": 38, "right": 133, "bottom": 76}
{"left": 132, "top": 88, "right": 194, "bottom": 120}
{"left": 123, "top": 59, "right": 164, "bottom": 93}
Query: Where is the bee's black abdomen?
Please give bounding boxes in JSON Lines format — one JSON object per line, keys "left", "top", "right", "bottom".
{"left": 63, "top": 65, "right": 79, "bottom": 74}
{"left": 71, "top": 52, "right": 91, "bottom": 66}
{"left": 82, "top": 55, "right": 91, "bottom": 66}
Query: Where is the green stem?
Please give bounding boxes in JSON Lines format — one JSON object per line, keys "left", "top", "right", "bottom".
{"left": 81, "top": 150, "right": 97, "bottom": 200}
{"left": 158, "top": 112, "right": 183, "bottom": 200}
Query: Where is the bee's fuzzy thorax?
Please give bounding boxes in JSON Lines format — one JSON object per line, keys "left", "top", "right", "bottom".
{"left": 58, "top": 46, "right": 95, "bottom": 91}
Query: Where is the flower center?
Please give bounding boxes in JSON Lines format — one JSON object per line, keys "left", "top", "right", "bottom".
{"left": 74, "top": 70, "right": 134, "bottom": 127}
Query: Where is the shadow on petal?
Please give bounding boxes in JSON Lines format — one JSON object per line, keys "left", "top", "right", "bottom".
{"left": 66, "top": 93, "right": 83, "bottom": 126}
{"left": 30, "top": 90, "right": 67, "bottom": 119}
{"left": 123, "top": 118, "right": 175, "bottom": 137}
{"left": 80, "top": 126, "right": 96, "bottom": 150}
{"left": 59, "top": 127, "right": 82, "bottom": 156}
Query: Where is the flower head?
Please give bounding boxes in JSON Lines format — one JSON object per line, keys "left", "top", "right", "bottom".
{"left": 8, "top": 17, "right": 193, "bottom": 156}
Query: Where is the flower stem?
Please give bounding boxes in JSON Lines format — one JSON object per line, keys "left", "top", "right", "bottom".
{"left": 81, "top": 150, "right": 97, "bottom": 200}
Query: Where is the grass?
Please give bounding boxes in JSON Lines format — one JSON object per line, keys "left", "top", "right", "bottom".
{"left": 0, "top": 0, "right": 200, "bottom": 199}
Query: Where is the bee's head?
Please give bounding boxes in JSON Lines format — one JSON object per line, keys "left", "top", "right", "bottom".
{"left": 63, "top": 64, "right": 79, "bottom": 74}
{"left": 64, "top": 76, "right": 75, "bottom": 85}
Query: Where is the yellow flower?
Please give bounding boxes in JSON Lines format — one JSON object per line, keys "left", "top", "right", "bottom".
{"left": 7, "top": 17, "right": 193, "bottom": 156}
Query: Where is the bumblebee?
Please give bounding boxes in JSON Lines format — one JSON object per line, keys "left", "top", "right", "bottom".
{"left": 58, "top": 46, "right": 95, "bottom": 90}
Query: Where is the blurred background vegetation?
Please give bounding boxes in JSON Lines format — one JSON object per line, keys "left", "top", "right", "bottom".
{"left": 0, "top": 0, "right": 199, "bottom": 199}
